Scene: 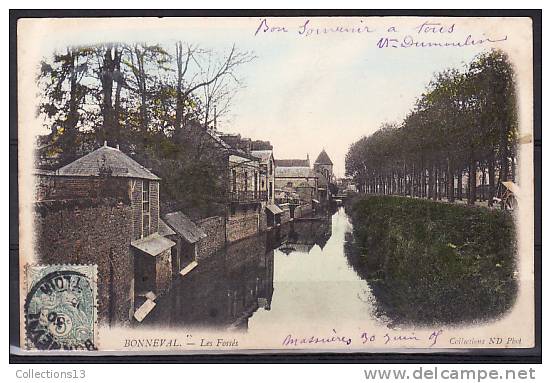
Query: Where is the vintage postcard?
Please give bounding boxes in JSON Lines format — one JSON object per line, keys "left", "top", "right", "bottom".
{"left": 14, "top": 14, "right": 536, "bottom": 354}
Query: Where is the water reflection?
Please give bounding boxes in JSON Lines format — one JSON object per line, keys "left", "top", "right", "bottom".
{"left": 144, "top": 232, "right": 274, "bottom": 329}
{"left": 247, "top": 207, "right": 380, "bottom": 331}
{"left": 144, "top": 208, "right": 372, "bottom": 330}
{"left": 277, "top": 218, "right": 332, "bottom": 255}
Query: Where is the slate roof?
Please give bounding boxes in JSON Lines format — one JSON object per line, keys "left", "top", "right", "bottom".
{"left": 34, "top": 169, "right": 54, "bottom": 176}
{"left": 251, "top": 150, "right": 273, "bottom": 162}
{"left": 204, "top": 131, "right": 258, "bottom": 161}
{"left": 275, "top": 166, "right": 316, "bottom": 178}
{"left": 131, "top": 233, "right": 175, "bottom": 256}
{"left": 164, "top": 211, "right": 207, "bottom": 244}
{"left": 57, "top": 145, "right": 160, "bottom": 180}
{"left": 158, "top": 218, "right": 176, "bottom": 237}
{"left": 228, "top": 148, "right": 259, "bottom": 161}
{"left": 275, "top": 159, "right": 310, "bottom": 167}
{"left": 314, "top": 149, "right": 333, "bottom": 165}
{"left": 205, "top": 129, "right": 232, "bottom": 150}
{"left": 266, "top": 204, "right": 284, "bottom": 215}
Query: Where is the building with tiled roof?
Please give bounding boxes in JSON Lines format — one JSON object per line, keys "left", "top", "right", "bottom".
{"left": 275, "top": 166, "right": 316, "bottom": 179}
{"left": 204, "top": 130, "right": 278, "bottom": 239}
{"left": 251, "top": 150, "right": 273, "bottom": 162}
{"left": 57, "top": 142, "right": 159, "bottom": 180}
{"left": 34, "top": 143, "right": 175, "bottom": 326}
{"left": 274, "top": 158, "right": 310, "bottom": 168}
{"left": 252, "top": 149, "right": 276, "bottom": 206}
{"left": 274, "top": 163, "right": 318, "bottom": 205}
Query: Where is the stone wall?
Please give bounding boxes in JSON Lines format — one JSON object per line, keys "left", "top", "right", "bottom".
{"left": 36, "top": 174, "right": 161, "bottom": 235}
{"left": 196, "top": 216, "right": 226, "bottom": 260}
{"left": 294, "top": 203, "right": 313, "bottom": 219}
{"left": 258, "top": 203, "right": 268, "bottom": 232}
{"left": 226, "top": 206, "right": 260, "bottom": 243}
{"left": 295, "top": 186, "right": 316, "bottom": 204}
{"left": 34, "top": 198, "right": 134, "bottom": 326}
{"left": 279, "top": 204, "right": 291, "bottom": 224}
{"left": 35, "top": 175, "right": 129, "bottom": 203}
{"left": 224, "top": 232, "right": 267, "bottom": 273}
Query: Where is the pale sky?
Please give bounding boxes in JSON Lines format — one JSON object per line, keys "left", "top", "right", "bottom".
{"left": 19, "top": 16, "right": 531, "bottom": 177}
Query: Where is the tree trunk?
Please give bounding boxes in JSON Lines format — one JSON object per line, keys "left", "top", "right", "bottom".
{"left": 437, "top": 166, "right": 442, "bottom": 200}
{"left": 175, "top": 42, "right": 184, "bottom": 132}
{"left": 101, "top": 50, "right": 114, "bottom": 142}
{"left": 100, "top": 45, "right": 121, "bottom": 145}
{"left": 428, "top": 164, "right": 435, "bottom": 200}
{"left": 134, "top": 47, "right": 148, "bottom": 133}
{"left": 457, "top": 169, "right": 463, "bottom": 200}
{"left": 480, "top": 165, "right": 487, "bottom": 201}
{"left": 498, "top": 126, "right": 509, "bottom": 182}
{"left": 447, "top": 159, "right": 454, "bottom": 203}
{"left": 113, "top": 56, "right": 123, "bottom": 145}
{"left": 468, "top": 158, "right": 477, "bottom": 205}
{"left": 402, "top": 162, "right": 406, "bottom": 195}
{"left": 421, "top": 162, "right": 426, "bottom": 198}
{"left": 64, "top": 50, "right": 79, "bottom": 163}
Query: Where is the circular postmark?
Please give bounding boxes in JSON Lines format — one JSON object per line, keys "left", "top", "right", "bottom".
{"left": 25, "top": 270, "right": 97, "bottom": 351}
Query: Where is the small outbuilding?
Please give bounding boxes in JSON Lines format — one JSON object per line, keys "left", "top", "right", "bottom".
{"left": 164, "top": 211, "right": 207, "bottom": 277}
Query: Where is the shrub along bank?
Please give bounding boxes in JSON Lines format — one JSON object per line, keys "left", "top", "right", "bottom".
{"left": 345, "top": 195, "right": 517, "bottom": 326}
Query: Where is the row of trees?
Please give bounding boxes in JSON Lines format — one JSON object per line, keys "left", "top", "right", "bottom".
{"left": 37, "top": 42, "right": 255, "bottom": 216}
{"left": 345, "top": 50, "right": 518, "bottom": 206}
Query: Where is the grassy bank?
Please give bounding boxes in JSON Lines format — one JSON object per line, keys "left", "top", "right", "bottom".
{"left": 345, "top": 195, "right": 517, "bottom": 327}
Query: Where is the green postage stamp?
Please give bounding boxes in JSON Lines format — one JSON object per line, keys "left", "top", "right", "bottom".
{"left": 23, "top": 264, "right": 98, "bottom": 351}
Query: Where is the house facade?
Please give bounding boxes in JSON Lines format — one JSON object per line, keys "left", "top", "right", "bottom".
{"left": 273, "top": 156, "right": 317, "bottom": 219}
{"left": 251, "top": 150, "right": 275, "bottom": 205}
{"left": 227, "top": 150, "right": 264, "bottom": 242}
{"left": 207, "top": 132, "right": 270, "bottom": 241}
{"left": 274, "top": 165, "right": 318, "bottom": 204}
{"left": 251, "top": 149, "right": 284, "bottom": 228}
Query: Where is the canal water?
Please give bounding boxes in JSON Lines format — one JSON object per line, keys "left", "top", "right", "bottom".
{"left": 146, "top": 207, "right": 383, "bottom": 331}
{"left": 248, "top": 207, "right": 381, "bottom": 331}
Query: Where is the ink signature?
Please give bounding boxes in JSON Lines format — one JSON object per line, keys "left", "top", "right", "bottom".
{"left": 282, "top": 329, "right": 444, "bottom": 348}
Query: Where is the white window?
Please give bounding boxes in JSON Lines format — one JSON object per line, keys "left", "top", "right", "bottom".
{"left": 142, "top": 180, "right": 150, "bottom": 237}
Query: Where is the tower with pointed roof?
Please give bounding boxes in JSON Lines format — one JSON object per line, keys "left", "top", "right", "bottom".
{"left": 314, "top": 149, "right": 334, "bottom": 182}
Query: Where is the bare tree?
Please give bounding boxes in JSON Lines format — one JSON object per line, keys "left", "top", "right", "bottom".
{"left": 123, "top": 43, "right": 171, "bottom": 133}
{"left": 173, "top": 42, "right": 255, "bottom": 131}
{"left": 199, "top": 52, "right": 242, "bottom": 130}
